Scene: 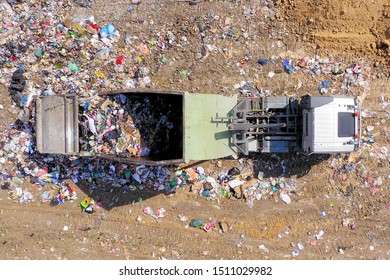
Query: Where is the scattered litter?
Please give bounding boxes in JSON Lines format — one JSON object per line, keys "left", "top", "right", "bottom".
{"left": 342, "top": 218, "right": 355, "bottom": 227}
{"left": 143, "top": 207, "right": 166, "bottom": 221}
{"left": 19, "top": 190, "right": 33, "bottom": 204}
{"left": 178, "top": 214, "right": 188, "bottom": 222}
{"left": 80, "top": 196, "right": 96, "bottom": 213}
{"left": 315, "top": 230, "right": 325, "bottom": 240}
{"left": 258, "top": 244, "right": 269, "bottom": 253}
{"left": 318, "top": 80, "right": 331, "bottom": 95}
{"left": 258, "top": 58, "right": 269, "bottom": 65}
{"left": 190, "top": 219, "right": 205, "bottom": 228}
{"left": 203, "top": 222, "right": 213, "bottom": 232}
{"left": 280, "top": 192, "right": 291, "bottom": 204}
{"left": 190, "top": 219, "right": 215, "bottom": 233}
{"left": 246, "top": 200, "right": 254, "bottom": 209}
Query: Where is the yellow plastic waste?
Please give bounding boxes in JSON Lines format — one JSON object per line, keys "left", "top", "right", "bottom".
{"left": 96, "top": 72, "right": 107, "bottom": 79}
{"left": 348, "top": 153, "right": 356, "bottom": 163}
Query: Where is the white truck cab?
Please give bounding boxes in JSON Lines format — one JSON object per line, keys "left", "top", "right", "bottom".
{"left": 301, "top": 95, "right": 361, "bottom": 154}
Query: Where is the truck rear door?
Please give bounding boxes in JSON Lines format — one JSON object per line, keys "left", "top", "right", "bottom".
{"left": 36, "top": 95, "right": 79, "bottom": 154}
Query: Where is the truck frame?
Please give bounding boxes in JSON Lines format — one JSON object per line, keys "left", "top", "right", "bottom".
{"left": 36, "top": 89, "right": 362, "bottom": 165}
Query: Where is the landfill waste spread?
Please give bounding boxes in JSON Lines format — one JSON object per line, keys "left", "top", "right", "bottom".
{"left": 0, "top": 0, "right": 380, "bottom": 107}
{"left": 170, "top": 165, "right": 299, "bottom": 208}
{"left": 0, "top": 0, "right": 389, "bottom": 261}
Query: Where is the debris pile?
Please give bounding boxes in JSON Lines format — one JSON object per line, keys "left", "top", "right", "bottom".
{"left": 78, "top": 93, "right": 181, "bottom": 159}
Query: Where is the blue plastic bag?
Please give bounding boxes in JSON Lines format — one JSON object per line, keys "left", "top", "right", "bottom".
{"left": 257, "top": 58, "right": 269, "bottom": 65}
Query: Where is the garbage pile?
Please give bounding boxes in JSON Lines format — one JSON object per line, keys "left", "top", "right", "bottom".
{"left": 0, "top": 122, "right": 79, "bottom": 205}
{"left": 79, "top": 93, "right": 179, "bottom": 159}
{"left": 0, "top": 127, "right": 175, "bottom": 207}
{"left": 0, "top": 117, "right": 175, "bottom": 209}
{"left": 0, "top": 1, "right": 153, "bottom": 101}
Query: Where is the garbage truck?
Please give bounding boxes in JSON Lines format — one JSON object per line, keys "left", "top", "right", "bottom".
{"left": 36, "top": 88, "right": 362, "bottom": 165}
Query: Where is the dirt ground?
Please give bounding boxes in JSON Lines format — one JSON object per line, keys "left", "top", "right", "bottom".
{"left": 0, "top": 0, "right": 389, "bottom": 260}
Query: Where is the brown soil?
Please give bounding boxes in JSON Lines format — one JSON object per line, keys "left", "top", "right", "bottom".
{"left": 0, "top": 0, "right": 389, "bottom": 260}
{"left": 277, "top": 0, "right": 390, "bottom": 61}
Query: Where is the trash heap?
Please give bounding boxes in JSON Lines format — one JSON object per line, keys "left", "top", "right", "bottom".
{"left": 331, "top": 145, "right": 388, "bottom": 186}
{"left": 0, "top": 128, "right": 175, "bottom": 207}
{"left": 0, "top": 121, "right": 79, "bottom": 205}
{"left": 0, "top": 118, "right": 175, "bottom": 209}
{"left": 0, "top": 1, "right": 154, "bottom": 99}
{"left": 49, "top": 182, "right": 78, "bottom": 206}
{"left": 79, "top": 93, "right": 179, "bottom": 159}
{"left": 71, "top": 162, "right": 173, "bottom": 194}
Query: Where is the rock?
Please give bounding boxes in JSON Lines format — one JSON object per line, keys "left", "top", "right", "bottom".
{"left": 219, "top": 222, "right": 229, "bottom": 233}
{"left": 233, "top": 185, "right": 243, "bottom": 199}
{"left": 190, "top": 181, "right": 204, "bottom": 192}
{"left": 373, "top": 177, "right": 383, "bottom": 186}
{"left": 74, "top": 0, "right": 93, "bottom": 8}
{"left": 342, "top": 218, "right": 354, "bottom": 227}
{"left": 17, "top": 108, "right": 30, "bottom": 123}
{"left": 258, "top": 244, "right": 269, "bottom": 253}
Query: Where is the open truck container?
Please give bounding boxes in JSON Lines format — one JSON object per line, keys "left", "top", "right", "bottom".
{"left": 36, "top": 89, "right": 238, "bottom": 165}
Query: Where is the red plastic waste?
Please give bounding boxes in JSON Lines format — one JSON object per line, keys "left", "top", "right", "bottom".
{"left": 116, "top": 55, "right": 125, "bottom": 64}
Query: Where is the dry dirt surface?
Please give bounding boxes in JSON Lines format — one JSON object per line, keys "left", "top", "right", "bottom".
{"left": 277, "top": 0, "right": 390, "bottom": 59}
{"left": 0, "top": 0, "right": 389, "bottom": 261}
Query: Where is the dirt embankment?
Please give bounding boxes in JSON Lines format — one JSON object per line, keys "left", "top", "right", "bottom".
{"left": 277, "top": 0, "right": 390, "bottom": 64}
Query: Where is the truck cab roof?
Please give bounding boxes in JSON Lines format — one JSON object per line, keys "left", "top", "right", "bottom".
{"left": 302, "top": 95, "right": 361, "bottom": 154}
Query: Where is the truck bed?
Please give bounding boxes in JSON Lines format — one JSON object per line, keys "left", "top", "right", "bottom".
{"left": 36, "top": 89, "right": 238, "bottom": 165}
